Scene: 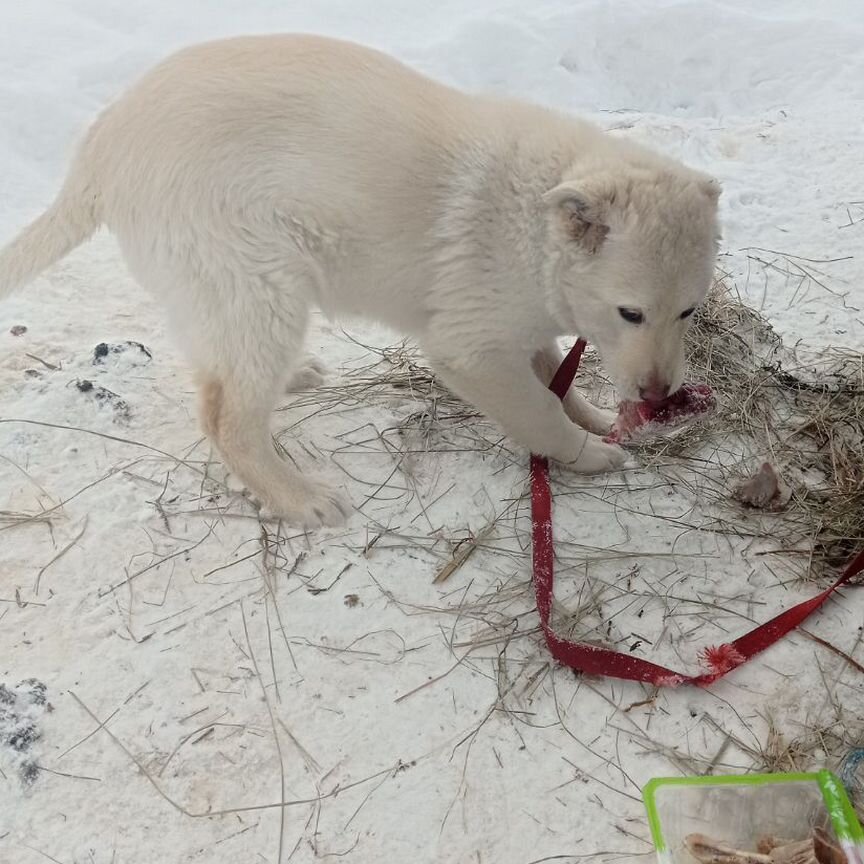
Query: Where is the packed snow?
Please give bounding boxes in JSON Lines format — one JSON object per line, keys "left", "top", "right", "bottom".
{"left": 2, "top": 2, "right": 863, "bottom": 863}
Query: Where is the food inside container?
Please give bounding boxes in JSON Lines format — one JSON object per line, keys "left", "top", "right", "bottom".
{"left": 643, "top": 772, "right": 864, "bottom": 864}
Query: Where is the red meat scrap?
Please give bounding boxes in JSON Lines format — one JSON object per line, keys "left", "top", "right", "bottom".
{"left": 603, "top": 383, "right": 715, "bottom": 445}
{"left": 733, "top": 462, "right": 791, "bottom": 510}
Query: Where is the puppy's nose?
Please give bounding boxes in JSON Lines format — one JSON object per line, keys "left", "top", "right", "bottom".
{"left": 639, "top": 379, "right": 671, "bottom": 403}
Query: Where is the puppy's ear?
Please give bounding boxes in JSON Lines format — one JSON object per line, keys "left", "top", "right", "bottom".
{"left": 543, "top": 182, "right": 611, "bottom": 254}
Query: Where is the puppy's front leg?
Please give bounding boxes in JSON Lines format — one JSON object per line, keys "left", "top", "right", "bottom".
{"left": 531, "top": 343, "right": 616, "bottom": 436}
{"left": 432, "top": 350, "right": 626, "bottom": 473}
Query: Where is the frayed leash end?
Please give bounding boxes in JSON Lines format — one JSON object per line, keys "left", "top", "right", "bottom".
{"left": 699, "top": 644, "right": 746, "bottom": 676}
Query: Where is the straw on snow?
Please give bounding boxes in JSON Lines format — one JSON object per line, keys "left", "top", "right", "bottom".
{"left": 302, "top": 279, "right": 862, "bottom": 581}
{"left": 300, "top": 282, "right": 862, "bottom": 789}
{"left": 684, "top": 280, "right": 862, "bottom": 574}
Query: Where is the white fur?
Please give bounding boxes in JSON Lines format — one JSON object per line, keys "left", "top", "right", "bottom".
{"left": 0, "top": 34, "right": 720, "bottom": 526}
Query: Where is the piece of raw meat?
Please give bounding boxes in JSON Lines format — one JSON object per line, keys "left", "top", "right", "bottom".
{"left": 604, "top": 383, "right": 714, "bottom": 444}
{"left": 733, "top": 462, "right": 791, "bottom": 510}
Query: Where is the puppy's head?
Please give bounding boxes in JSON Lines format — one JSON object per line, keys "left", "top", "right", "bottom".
{"left": 543, "top": 165, "right": 720, "bottom": 402}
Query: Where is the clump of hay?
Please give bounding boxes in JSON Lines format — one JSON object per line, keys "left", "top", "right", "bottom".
{"left": 281, "top": 337, "right": 489, "bottom": 455}
{"left": 290, "top": 281, "right": 862, "bottom": 579}
{"left": 686, "top": 280, "right": 863, "bottom": 574}
{"left": 572, "top": 278, "right": 862, "bottom": 579}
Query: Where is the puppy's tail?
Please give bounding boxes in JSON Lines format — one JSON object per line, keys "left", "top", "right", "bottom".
{"left": 0, "top": 153, "right": 102, "bottom": 300}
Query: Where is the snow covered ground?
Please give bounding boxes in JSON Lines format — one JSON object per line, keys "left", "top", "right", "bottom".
{"left": 1, "top": 2, "right": 863, "bottom": 863}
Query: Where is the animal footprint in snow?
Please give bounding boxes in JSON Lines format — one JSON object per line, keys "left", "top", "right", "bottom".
{"left": 0, "top": 678, "right": 52, "bottom": 787}
{"left": 74, "top": 378, "right": 132, "bottom": 422}
{"left": 92, "top": 340, "right": 152, "bottom": 367}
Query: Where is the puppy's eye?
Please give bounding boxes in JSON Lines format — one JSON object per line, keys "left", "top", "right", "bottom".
{"left": 618, "top": 307, "right": 644, "bottom": 325}
{"left": 680, "top": 307, "right": 696, "bottom": 320}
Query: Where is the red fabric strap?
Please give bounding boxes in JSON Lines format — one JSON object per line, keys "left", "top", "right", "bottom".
{"left": 530, "top": 339, "right": 863, "bottom": 687}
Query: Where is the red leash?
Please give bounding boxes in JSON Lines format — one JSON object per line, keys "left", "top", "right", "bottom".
{"left": 530, "top": 339, "right": 864, "bottom": 686}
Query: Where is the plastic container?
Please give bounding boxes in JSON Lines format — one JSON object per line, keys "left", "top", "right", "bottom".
{"left": 643, "top": 771, "right": 864, "bottom": 864}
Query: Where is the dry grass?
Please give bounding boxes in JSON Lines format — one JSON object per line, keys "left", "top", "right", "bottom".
{"left": 8, "top": 278, "right": 858, "bottom": 814}
{"left": 684, "top": 280, "right": 862, "bottom": 573}
{"left": 287, "top": 280, "right": 864, "bottom": 793}
{"left": 312, "top": 279, "right": 863, "bottom": 580}
{"left": 570, "top": 282, "right": 861, "bottom": 580}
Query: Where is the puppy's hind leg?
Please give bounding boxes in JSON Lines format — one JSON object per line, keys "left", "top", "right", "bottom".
{"left": 285, "top": 356, "right": 328, "bottom": 392}
{"left": 195, "top": 279, "right": 349, "bottom": 527}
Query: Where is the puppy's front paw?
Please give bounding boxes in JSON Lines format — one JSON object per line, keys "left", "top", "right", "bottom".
{"left": 562, "top": 436, "right": 627, "bottom": 474}
{"left": 583, "top": 405, "right": 617, "bottom": 437}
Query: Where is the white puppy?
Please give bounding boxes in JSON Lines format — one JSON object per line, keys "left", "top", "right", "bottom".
{"left": 0, "top": 35, "right": 720, "bottom": 526}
